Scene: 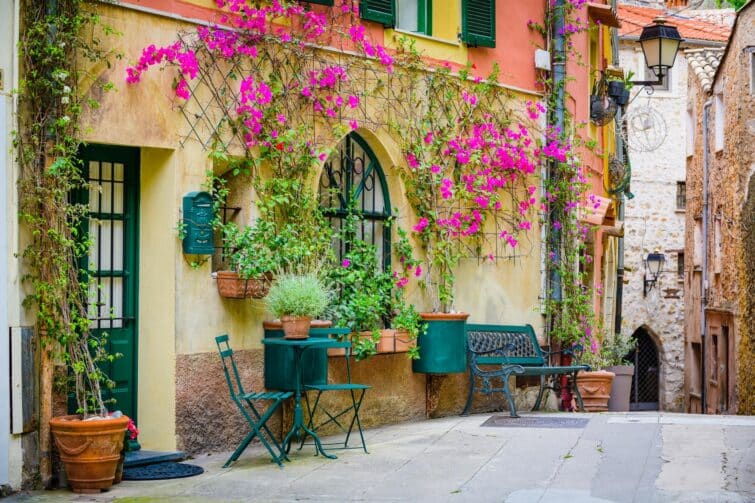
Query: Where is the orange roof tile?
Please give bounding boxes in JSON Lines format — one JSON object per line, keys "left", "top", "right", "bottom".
{"left": 618, "top": 5, "right": 730, "bottom": 43}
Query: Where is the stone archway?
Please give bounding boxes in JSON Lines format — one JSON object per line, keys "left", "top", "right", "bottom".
{"left": 629, "top": 326, "right": 661, "bottom": 410}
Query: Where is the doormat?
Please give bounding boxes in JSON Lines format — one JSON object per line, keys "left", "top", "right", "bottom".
{"left": 481, "top": 416, "right": 589, "bottom": 429}
{"left": 122, "top": 461, "right": 204, "bottom": 481}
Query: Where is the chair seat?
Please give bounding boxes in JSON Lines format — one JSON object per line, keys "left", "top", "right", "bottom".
{"left": 305, "top": 383, "right": 370, "bottom": 392}
{"left": 242, "top": 391, "right": 292, "bottom": 401}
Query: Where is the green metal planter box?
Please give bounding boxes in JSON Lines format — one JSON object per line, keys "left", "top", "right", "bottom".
{"left": 412, "top": 313, "right": 469, "bottom": 374}
{"left": 263, "top": 322, "right": 329, "bottom": 391}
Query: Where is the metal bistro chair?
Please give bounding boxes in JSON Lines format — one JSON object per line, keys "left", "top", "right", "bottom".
{"left": 215, "top": 334, "right": 292, "bottom": 467}
{"left": 301, "top": 327, "right": 371, "bottom": 453}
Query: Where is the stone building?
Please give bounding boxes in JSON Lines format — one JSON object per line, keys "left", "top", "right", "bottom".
{"left": 617, "top": 2, "right": 730, "bottom": 411}
{"left": 684, "top": 1, "right": 754, "bottom": 415}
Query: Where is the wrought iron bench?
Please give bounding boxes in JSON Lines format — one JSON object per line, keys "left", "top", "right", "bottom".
{"left": 462, "top": 324, "right": 590, "bottom": 417}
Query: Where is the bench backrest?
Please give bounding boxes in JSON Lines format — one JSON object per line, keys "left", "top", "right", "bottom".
{"left": 466, "top": 324, "right": 545, "bottom": 366}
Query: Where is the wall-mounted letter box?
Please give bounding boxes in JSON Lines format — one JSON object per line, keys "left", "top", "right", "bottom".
{"left": 182, "top": 191, "right": 214, "bottom": 255}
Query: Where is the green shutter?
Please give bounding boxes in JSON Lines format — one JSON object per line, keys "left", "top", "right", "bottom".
{"left": 462, "top": 0, "right": 495, "bottom": 48}
{"left": 304, "top": 0, "right": 334, "bottom": 5}
{"left": 360, "top": 0, "right": 395, "bottom": 27}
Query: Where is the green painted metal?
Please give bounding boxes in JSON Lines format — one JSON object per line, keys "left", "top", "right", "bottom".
{"left": 263, "top": 327, "right": 333, "bottom": 391}
{"left": 72, "top": 144, "right": 140, "bottom": 420}
{"left": 216, "top": 334, "right": 292, "bottom": 467}
{"left": 412, "top": 316, "right": 468, "bottom": 374}
{"left": 181, "top": 191, "right": 214, "bottom": 255}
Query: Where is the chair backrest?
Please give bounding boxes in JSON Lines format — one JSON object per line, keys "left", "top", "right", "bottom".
{"left": 466, "top": 324, "right": 545, "bottom": 366}
{"left": 308, "top": 327, "right": 356, "bottom": 382}
{"left": 215, "top": 334, "right": 246, "bottom": 399}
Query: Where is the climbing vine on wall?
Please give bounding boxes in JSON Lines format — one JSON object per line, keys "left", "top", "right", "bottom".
{"left": 16, "top": 0, "right": 119, "bottom": 416}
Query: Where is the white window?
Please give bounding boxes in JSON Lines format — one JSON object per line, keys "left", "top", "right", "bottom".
{"left": 396, "top": 0, "right": 431, "bottom": 36}
{"left": 714, "top": 93, "right": 724, "bottom": 152}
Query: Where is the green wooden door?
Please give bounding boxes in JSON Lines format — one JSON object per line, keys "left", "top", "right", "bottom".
{"left": 79, "top": 145, "right": 140, "bottom": 419}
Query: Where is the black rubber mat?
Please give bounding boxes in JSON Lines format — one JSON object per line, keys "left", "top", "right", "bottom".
{"left": 481, "top": 415, "right": 589, "bottom": 428}
{"left": 122, "top": 461, "right": 204, "bottom": 480}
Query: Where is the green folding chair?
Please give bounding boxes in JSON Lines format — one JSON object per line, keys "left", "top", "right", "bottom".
{"left": 215, "top": 334, "right": 292, "bottom": 467}
{"left": 301, "top": 328, "right": 371, "bottom": 453}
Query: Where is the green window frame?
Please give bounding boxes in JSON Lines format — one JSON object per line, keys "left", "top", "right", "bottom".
{"left": 461, "top": 0, "right": 495, "bottom": 48}
{"left": 396, "top": 0, "right": 432, "bottom": 36}
{"left": 319, "top": 133, "right": 392, "bottom": 270}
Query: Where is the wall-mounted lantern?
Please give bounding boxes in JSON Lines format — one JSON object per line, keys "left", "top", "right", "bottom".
{"left": 634, "top": 17, "right": 683, "bottom": 86}
{"left": 643, "top": 252, "right": 666, "bottom": 297}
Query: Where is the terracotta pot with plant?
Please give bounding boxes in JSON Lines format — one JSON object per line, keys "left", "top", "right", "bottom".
{"left": 266, "top": 273, "right": 331, "bottom": 339}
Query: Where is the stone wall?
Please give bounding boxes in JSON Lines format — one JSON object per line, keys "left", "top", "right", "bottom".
{"left": 619, "top": 41, "right": 691, "bottom": 411}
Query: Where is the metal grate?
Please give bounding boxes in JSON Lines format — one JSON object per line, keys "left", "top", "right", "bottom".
{"left": 467, "top": 331, "right": 538, "bottom": 358}
{"left": 676, "top": 181, "right": 686, "bottom": 210}
{"left": 481, "top": 416, "right": 589, "bottom": 429}
{"left": 630, "top": 329, "right": 659, "bottom": 410}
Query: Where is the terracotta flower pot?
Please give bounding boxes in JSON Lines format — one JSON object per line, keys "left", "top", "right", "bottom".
{"left": 216, "top": 271, "right": 271, "bottom": 299}
{"left": 576, "top": 370, "right": 615, "bottom": 412}
{"left": 280, "top": 315, "right": 312, "bottom": 339}
{"left": 50, "top": 414, "right": 129, "bottom": 493}
{"left": 375, "top": 329, "right": 413, "bottom": 354}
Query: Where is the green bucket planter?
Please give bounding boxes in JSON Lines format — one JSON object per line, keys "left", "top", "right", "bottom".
{"left": 412, "top": 313, "right": 470, "bottom": 374}
{"left": 263, "top": 320, "right": 330, "bottom": 391}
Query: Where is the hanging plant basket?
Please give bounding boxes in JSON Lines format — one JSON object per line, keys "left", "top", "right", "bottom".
{"left": 216, "top": 271, "right": 271, "bottom": 299}
{"left": 590, "top": 75, "right": 618, "bottom": 126}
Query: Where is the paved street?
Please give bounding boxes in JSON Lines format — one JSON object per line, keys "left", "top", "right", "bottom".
{"left": 9, "top": 412, "right": 755, "bottom": 503}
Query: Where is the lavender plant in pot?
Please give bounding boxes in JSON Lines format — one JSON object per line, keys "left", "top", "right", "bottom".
{"left": 266, "top": 273, "right": 331, "bottom": 339}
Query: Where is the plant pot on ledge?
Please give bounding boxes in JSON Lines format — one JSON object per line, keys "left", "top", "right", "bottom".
{"left": 50, "top": 414, "right": 129, "bottom": 493}
{"left": 412, "top": 312, "right": 469, "bottom": 374}
{"left": 576, "top": 370, "right": 615, "bottom": 412}
{"left": 216, "top": 271, "right": 270, "bottom": 299}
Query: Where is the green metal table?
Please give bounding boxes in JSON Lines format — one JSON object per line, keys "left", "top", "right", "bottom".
{"left": 261, "top": 337, "right": 344, "bottom": 459}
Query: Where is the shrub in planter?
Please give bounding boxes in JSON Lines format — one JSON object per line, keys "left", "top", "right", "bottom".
{"left": 266, "top": 273, "right": 331, "bottom": 339}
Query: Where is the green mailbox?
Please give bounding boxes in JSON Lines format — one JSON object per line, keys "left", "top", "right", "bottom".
{"left": 182, "top": 191, "right": 214, "bottom": 255}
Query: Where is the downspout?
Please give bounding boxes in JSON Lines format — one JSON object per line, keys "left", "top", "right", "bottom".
{"left": 549, "top": 0, "right": 565, "bottom": 311}
{"left": 701, "top": 98, "right": 712, "bottom": 413}
{"left": 549, "top": 0, "right": 567, "bottom": 410}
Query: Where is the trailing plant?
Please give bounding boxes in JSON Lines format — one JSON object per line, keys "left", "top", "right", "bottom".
{"left": 16, "top": 0, "right": 120, "bottom": 417}
{"left": 394, "top": 68, "right": 540, "bottom": 311}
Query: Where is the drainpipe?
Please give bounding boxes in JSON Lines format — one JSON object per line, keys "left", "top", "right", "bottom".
{"left": 549, "top": 0, "right": 568, "bottom": 410}
{"left": 611, "top": 0, "right": 624, "bottom": 337}
{"left": 701, "top": 98, "right": 712, "bottom": 413}
{"left": 549, "top": 0, "right": 565, "bottom": 309}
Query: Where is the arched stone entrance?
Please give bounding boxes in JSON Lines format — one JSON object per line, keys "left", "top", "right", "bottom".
{"left": 629, "top": 327, "right": 660, "bottom": 410}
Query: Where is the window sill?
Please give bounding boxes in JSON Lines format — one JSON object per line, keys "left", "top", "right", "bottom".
{"left": 391, "top": 29, "right": 461, "bottom": 48}
{"left": 675, "top": 209, "right": 686, "bottom": 214}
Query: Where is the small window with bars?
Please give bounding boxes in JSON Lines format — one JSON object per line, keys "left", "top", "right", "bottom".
{"left": 676, "top": 181, "right": 686, "bottom": 210}
{"left": 677, "top": 252, "right": 684, "bottom": 278}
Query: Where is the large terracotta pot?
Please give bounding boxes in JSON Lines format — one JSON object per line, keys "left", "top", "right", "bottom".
{"left": 50, "top": 414, "right": 129, "bottom": 493}
{"left": 280, "top": 315, "right": 312, "bottom": 339}
{"left": 576, "top": 370, "right": 615, "bottom": 412}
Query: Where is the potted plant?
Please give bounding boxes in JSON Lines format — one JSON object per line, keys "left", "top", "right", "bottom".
{"left": 48, "top": 328, "right": 129, "bottom": 493}
{"left": 574, "top": 330, "right": 616, "bottom": 412}
{"left": 216, "top": 219, "right": 276, "bottom": 299}
{"left": 603, "top": 332, "right": 637, "bottom": 412}
{"left": 266, "top": 273, "right": 331, "bottom": 339}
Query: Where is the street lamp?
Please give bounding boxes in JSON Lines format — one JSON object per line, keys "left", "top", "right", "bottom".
{"left": 634, "top": 17, "right": 683, "bottom": 87}
{"left": 643, "top": 252, "right": 666, "bottom": 297}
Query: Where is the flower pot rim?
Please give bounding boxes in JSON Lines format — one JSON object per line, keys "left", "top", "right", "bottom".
{"left": 263, "top": 319, "right": 332, "bottom": 330}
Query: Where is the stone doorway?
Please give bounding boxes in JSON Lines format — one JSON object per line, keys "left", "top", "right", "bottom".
{"left": 630, "top": 327, "right": 659, "bottom": 411}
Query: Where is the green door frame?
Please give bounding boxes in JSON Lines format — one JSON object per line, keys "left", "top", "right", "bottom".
{"left": 75, "top": 144, "right": 140, "bottom": 420}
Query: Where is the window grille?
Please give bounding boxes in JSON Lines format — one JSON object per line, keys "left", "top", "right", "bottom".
{"left": 676, "top": 181, "right": 686, "bottom": 210}
{"left": 319, "top": 133, "right": 392, "bottom": 269}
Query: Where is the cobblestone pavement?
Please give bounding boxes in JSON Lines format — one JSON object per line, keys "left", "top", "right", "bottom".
{"left": 8, "top": 412, "right": 755, "bottom": 502}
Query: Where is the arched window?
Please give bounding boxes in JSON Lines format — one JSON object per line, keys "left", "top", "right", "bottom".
{"left": 319, "top": 133, "right": 391, "bottom": 268}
